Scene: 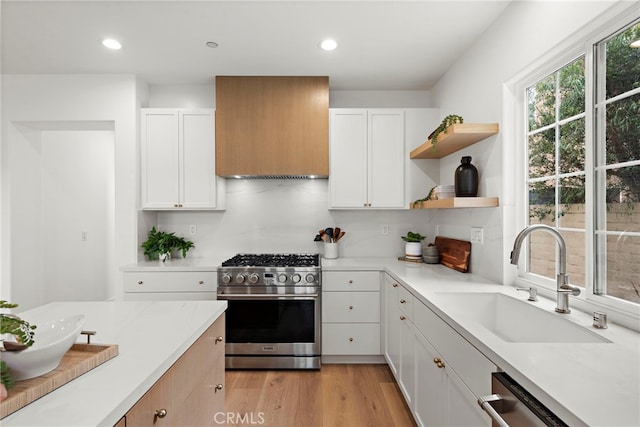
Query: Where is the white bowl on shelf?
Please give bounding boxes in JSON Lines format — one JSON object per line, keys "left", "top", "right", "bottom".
{"left": 2, "top": 314, "right": 85, "bottom": 381}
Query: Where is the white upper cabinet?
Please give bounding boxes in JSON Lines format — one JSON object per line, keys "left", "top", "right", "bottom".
{"left": 141, "top": 109, "right": 220, "bottom": 210}
{"left": 329, "top": 109, "right": 405, "bottom": 209}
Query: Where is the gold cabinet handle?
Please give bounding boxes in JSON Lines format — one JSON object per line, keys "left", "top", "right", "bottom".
{"left": 215, "top": 336, "right": 224, "bottom": 344}
{"left": 215, "top": 384, "right": 223, "bottom": 392}
{"left": 198, "top": 280, "right": 204, "bottom": 285}
{"left": 400, "top": 299, "right": 406, "bottom": 304}
{"left": 137, "top": 280, "right": 143, "bottom": 285}
{"left": 154, "top": 408, "right": 167, "bottom": 419}
{"left": 392, "top": 283, "right": 398, "bottom": 288}
{"left": 348, "top": 305, "right": 354, "bottom": 310}
{"left": 400, "top": 315, "right": 406, "bottom": 320}
{"left": 433, "top": 357, "right": 445, "bottom": 368}
{"left": 348, "top": 280, "right": 353, "bottom": 284}
{"left": 349, "top": 337, "right": 354, "bottom": 342}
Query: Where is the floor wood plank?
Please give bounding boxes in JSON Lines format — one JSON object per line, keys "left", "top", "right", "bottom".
{"left": 225, "top": 364, "right": 417, "bottom": 427}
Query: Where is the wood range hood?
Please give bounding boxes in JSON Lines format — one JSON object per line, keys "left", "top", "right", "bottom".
{"left": 215, "top": 76, "right": 329, "bottom": 178}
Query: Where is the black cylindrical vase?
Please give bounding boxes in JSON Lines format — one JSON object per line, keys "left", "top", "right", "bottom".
{"left": 455, "top": 156, "right": 478, "bottom": 197}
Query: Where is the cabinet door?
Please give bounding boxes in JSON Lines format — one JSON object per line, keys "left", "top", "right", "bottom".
{"left": 141, "top": 110, "right": 180, "bottom": 208}
{"left": 368, "top": 110, "right": 405, "bottom": 208}
{"left": 383, "top": 276, "right": 400, "bottom": 377}
{"left": 398, "top": 312, "right": 415, "bottom": 407}
{"left": 446, "top": 367, "right": 491, "bottom": 427}
{"left": 329, "top": 109, "right": 368, "bottom": 208}
{"left": 180, "top": 110, "right": 217, "bottom": 209}
{"left": 414, "top": 331, "right": 447, "bottom": 427}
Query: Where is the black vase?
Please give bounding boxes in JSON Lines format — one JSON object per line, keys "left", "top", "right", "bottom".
{"left": 455, "top": 156, "right": 478, "bottom": 197}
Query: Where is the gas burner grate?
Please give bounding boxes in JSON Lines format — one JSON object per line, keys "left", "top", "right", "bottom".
{"left": 221, "top": 253, "right": 319, "bottom": 267}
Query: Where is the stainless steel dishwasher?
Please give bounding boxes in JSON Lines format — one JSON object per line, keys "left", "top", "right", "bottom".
{"left": 478, "top": 372, "right": 569, "bottom": 427}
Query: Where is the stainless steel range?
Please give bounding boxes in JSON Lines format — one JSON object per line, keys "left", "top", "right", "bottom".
{"left": 217, "top": 253, "right": 321, "bottom": 369}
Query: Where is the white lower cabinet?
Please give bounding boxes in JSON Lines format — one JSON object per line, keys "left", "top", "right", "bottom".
{"left": 384, "top": 274, "right": 495, "bottom": 427}
{"left": 322, "top": 270, "right": 381, "bottom": 357}
{"left": 123, "top": 271, "right": 217, "bottom": 300}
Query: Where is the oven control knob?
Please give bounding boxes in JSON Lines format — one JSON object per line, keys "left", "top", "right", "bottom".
{"left": 235, "top": 274, "right": 246, "bottom": 284}
{"left": 221, "top": 273, "right": 232, "bottom": 284}
{"left": 292, "top": 273, "right": 301, "bottom": 283}
{"left": 278, "top": 274, "right": 288, "bottom": 283}
{"left": 249, "top": 273, "right": 260, "bottom": 284}
{"left": 305, "top": 273, "right": 316, "bottom": 284}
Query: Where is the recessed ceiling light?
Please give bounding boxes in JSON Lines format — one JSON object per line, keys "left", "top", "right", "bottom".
{"left": 102, "top": 38, "right": 121, "bottom": 50}
{"left": 206, "top": 41, "right": 219, "bottom": 48}
{"left": 630, "top": 39, "right": 640, "bottom": 48}
{"left": 319, "top": 39, "right": 338, "bottom": 51}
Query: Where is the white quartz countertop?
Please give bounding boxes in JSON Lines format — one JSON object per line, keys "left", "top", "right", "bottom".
{"left": 2, "top": 300, "right": 226, "bottom": 426}
{"left": 324, "top": 257, "right": 640, "bottom": 427}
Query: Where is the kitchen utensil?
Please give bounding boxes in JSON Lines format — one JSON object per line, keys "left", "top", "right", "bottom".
{"left": 313, "top": 234, "right": 322, "bottom": 242}
{"left": 336, "top": 231, "right": 346, "bottom": 241}
{"left": 318, "top": 230, "right": 326, "bottom": 242}
{"left": 325, "top": 228, "right": 334, "bottom": 242}
{"left": 334, "top": 227, "right": 341, "bottom": 241}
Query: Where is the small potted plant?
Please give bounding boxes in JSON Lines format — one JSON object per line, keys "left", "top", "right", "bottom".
{"left": 1, "top": 300, "right": 37, "bottom": 400}
{"left": 401, "top": 231, "right": 426, "bottom": 258}
{"left": 141, "top": 226, "right": 195, "bottom": 262}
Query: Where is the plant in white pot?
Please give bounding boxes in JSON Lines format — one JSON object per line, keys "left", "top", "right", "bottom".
{"left": 401, "top": 231, "right": 426, "bottom": 258}
{"left": 141, "top": 227, "right": 195, "bottom": 262}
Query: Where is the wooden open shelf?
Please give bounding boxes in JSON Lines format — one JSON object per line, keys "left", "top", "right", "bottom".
{"left": 410, "top": 123, "right": 499, "bottom": 159}
{"left": 410, "top": 197, "right": 499, "bottom": 209}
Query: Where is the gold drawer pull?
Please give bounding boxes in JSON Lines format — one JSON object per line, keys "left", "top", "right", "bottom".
{"left": 348, "top": 280, "right": 353, "bottom": 284}
{"left": 215, "top": 336, "right": 224, "bottom": 344}
{"left": 400, "top": 299, "right": 406, "bottom": 304}
{"left": 349, "top": 337, "right": 354, "bottom": 342}
{"left": 433, "top": 357, "right": 445, "bottom": 368}
{"left": 137, "top": 280, "right": 143, "bottom": 285}
{"left": 215, "top": 384, "right": 224, "bottom": 392}
{"left": 400, "top": 315, "right": 406, "bottom": 320}
{"left": 198, "top": 280, "right": 204, "bottom": 285}
{"left": 392, "top": 283, "right": 398, "bottom": 288}
{"left": 348, "top": 305, "right": 354, "bottom": 310}
{"left": 154, "top": 408, "right": 167, "bottom": 419}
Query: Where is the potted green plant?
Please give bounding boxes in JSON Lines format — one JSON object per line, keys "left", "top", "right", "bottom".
{"left": 428, "top": 114, "right": 464, "bottom": 148}
{"left": 141, "top": 226, "right": 195, "bottom": 261}
{"left": 1, "top": 300, "right": 37, "bottom": 399}
{"left": 401, "top": 231, "right": 426, "bottom": 258}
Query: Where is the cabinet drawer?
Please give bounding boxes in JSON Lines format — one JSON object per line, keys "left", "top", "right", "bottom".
{"left": 414, "top": 302, "right": 495, "bottom": 397}
{"left": 123, "top": 272, "right": 216, "bottom": 293}
{"left": 322, "top": 291, "right": 380, "bottom": 323}
{"left": 322, "top": 271, "right": 380, "bottom": 291}
{"left": 398, "top": 285, "right": 414, "bottom": 319}
{"left": 322, "top": 323, "right": 381, "bottom": 355}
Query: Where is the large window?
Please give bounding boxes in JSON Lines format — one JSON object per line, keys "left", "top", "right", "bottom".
{"left": 523, "top": 19, "right": 640, "bottom": 307}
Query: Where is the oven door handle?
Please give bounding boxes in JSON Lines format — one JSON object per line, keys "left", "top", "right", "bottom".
{"left": 218, "top": 293, "right": 319, "bottom": 300}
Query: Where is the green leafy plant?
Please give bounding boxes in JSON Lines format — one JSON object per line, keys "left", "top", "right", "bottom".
{"left": 428, "top": 114, "right": 464, "bottom": 148}
{"left": 141, "top": 226, "right": 195, "bottom": 260}
{"left": 401, "top": 231, "right": 426, "bottom": 243}
{"left": 0, "top": 300, "right": 36, "bottom": 348}
{"left": 1, "top": 361, "right": 14, "bottom": 390}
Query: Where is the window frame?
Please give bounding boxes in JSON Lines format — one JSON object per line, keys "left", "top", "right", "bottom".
{"left": 512, "top": 6, "right": 640, "bottom": 320}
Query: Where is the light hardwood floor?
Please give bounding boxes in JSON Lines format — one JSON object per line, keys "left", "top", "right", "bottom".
{"left": 225, "top": 364, "right": 417, "bottom": 427}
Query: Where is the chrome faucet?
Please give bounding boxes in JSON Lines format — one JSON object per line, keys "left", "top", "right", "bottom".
{"left": 510, "top": 224, "right": 580, "bottom": 313}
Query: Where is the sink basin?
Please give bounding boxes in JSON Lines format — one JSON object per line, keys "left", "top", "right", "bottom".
{"left": 433, "top": 292, "right": 610, "bottom": 344}
{"left": 2, "top": 314, "right": 85, "bottom": 380}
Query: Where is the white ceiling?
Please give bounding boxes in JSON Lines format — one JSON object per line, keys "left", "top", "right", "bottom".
{"left": 1, "top": 0, "right": 511, "bottom": 90}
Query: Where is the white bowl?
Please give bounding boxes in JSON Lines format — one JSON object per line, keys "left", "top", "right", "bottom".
{"left": 2, "top": 314, "right": 85, "bottom": 380}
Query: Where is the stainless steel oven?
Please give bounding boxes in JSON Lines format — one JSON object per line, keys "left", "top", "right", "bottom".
{"left": 217, "top": 254, "right": 321, "bottom": 369}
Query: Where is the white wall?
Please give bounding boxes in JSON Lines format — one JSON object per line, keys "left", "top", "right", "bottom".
{"left": 41, "top": 130, "right": 114, "bottom": 302}
{"left": 428, "top": 0, "right": 620, "bottom": 284}
{"left": 1, "top": 74, "right": 140, "bottom": 310}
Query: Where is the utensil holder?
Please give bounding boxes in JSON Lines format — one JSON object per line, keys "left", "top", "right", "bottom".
{"left": 324, "top": 242, "right": 338, "bottom": 259}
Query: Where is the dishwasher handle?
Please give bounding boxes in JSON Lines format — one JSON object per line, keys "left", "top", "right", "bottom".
{"left": 478, "top": 394, "right": 510, "bottom": 427}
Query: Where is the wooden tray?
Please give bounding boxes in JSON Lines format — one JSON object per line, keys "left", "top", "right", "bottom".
{"left": 1, "top": 343, "right": 118, "bottom": 419}
{"left": 398, "top": 256, "right": 424, "bottom": 264}
{"left": 434, "top": 236, "right": 472, "bottom": 273}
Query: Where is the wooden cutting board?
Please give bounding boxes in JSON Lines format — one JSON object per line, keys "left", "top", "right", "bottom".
{"left": 434, "top": 236, "right": 471, "bottom": 273}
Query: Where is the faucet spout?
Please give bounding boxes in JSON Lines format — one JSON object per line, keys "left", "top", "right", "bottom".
{"left": 510, "top": 224, "right": 580, "bottom": 314}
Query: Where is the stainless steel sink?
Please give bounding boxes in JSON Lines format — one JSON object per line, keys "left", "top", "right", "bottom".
{"left": 433, "top": 292, "right": 611, "bottom": 344}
